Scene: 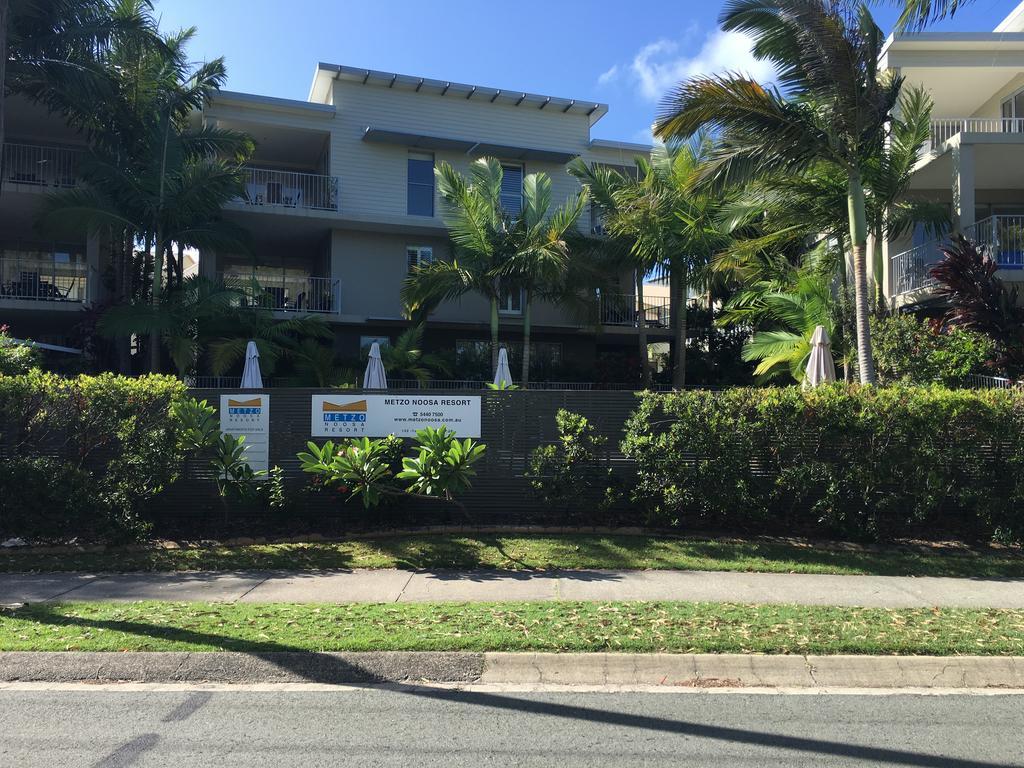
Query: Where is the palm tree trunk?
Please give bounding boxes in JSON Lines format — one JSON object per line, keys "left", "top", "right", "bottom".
{"left": 0, "top": 0, "right": 8, "bottom": 197}
{"left": 521, "top": 290, "right": 532, "bottom": 387}
{"left": 635, "top": 272, "right": 650, "bottom": 387}
{"left": 150, "top": 232, "right": 164, "bottom": 373}
{"left": 848, "top": 172, "right": 876, "bottom": 384}
{"left": 489, "top": 295, "right": 499, "bottom": 376}
{"left": 672, "top": 268, "right": 688, "bottom": 389}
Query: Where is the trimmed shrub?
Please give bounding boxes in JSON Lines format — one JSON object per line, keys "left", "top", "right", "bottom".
{"left": 0, "top": 372, "right": 189, "bottom": 542}
{"left": 871, "top": 314, "right": 996, "bottom": 386}
{"left": 622, "top": 385, "right": 1024, "bottom": 542}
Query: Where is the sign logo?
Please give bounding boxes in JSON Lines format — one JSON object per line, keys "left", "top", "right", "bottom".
{"left": 227, "top": 397, "right": 263, "bottom": 415}
{"left": 319, "top": 398, "right": 367, "bottom": 435}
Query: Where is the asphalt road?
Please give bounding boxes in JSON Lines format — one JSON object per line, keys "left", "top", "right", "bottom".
{"left": 1, "top": 687, "right": 1022, "bottom": 767}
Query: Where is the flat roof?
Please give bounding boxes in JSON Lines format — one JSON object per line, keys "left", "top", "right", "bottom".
{"left": 310, "top": 63, "right": 609, "bottom": 126}
{"left": 208, "top": 90, "right": 336, "bottom": 117}
{"left": 363, "top": 127, "right": 578, "bottom": 164}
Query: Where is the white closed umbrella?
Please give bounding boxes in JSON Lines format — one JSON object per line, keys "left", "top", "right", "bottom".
{"left": 493, "top": 347, "right": 513, "bottom": 387}
{"left": 804, "top": 325, "right": 837, "bottom": 389}
{"left": 240, "top": 340, "right": 263, "bottom": 389}
{"left": 363, "top": 342, "right": 388, "bottom": 389}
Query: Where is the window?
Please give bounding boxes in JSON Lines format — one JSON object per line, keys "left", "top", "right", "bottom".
{"left": 499, "top": 283, "right": 522, "bottom": 314}
{"left": 407, "top": 245, "right": 433, "bottom": 273}
{"left": 360, "top": 335, "right": 390, "bottom": 350}
{"left": 500, "top": 164, "right": 523, "bottom": 215}
{"left": 407, "top": 152, "right": 434, "bottom": 216}
{"left": 1001, "top": 89, "right": 1024, "bottom": 132}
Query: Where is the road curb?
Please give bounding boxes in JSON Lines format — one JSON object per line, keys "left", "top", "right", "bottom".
{"left": 2, "top": 652, "right": 1024, "bottom": 688}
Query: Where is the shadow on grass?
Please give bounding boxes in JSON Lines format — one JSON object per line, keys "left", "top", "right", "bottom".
{"left": 8, "top": 604, "right": 1018, "bottom": 768}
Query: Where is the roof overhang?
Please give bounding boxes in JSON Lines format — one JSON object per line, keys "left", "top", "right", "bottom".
{"left": 310, "top": 63, "right": 608, "bottom": 126}
{"left": 363, "top": 127, "right": 579, "bottom": 164}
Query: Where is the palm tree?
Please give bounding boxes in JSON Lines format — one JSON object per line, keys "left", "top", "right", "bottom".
{"left": 1, "top": 0, "right": 162, "bottom": 186}
{"left": 376, "top": 324, "right": 453, "bottom": 385}
{"left": 655, "top": 0, "right": 902, "bottom": 384}
{"left": 500, "top": 172, "right": 588, "bottom": 386}
{"left": 37, "top": 19, "right": 254, "bottom": 372}
{"left": 402, "top": 158, "right": 511, "bottom": 374}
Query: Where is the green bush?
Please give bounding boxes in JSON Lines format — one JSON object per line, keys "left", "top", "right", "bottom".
{"left": 529, "top": 410, "right": 621, "bottom": 518}
{"left": 0, "top": 325, "right": 39, "bottom": 376}
{"left": 621, "top": 386, "right": 1024, "bottom": 542}
{"left": 0, "top": 372, "right": 189, "bottom": 542}
{"left": 871, "top": 314, "right": 996, "bottom": 386}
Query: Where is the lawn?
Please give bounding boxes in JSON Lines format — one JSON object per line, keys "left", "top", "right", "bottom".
{"left": 0, "top": 534, "right": 1022, "bottom": 578}
{"left": 2, "top": 600, "right": 1022, "bottom": 656}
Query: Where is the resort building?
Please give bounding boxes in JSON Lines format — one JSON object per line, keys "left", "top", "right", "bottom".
{"left": 884, "top": 0, "right": 1024, "bottom": 309}
{"left": 0, "top": 63, "right": 655, "bottom": 379}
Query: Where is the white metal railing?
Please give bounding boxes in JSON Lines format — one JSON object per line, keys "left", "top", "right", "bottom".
{"left": 963, "top": 373, "right": 1022, "bottom": 390}
{"left": 891, "top": 215, "right": 1024, "bottom": 296}
{"left": 599, "top": 292, "right": 671, "bottom": 327}
{"left": 236, "top": 167, "right": 339, "bottom": 212}
{"left": 223, "top": 273, "right": 341, "bottom": 314}
{"left": 929, "top": 118, "right": 1024, "bottom": 147}
{"left": 0, "top": 256, "right": 87, "bottom": 302}
{"left": 2, "top": 142, "right": 81, "bottom": 189}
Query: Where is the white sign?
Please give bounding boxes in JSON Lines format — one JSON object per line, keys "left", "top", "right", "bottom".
{"left": 220, "top": 393, "right": 270, "bottom": 472}
{"left": 311, "top": 394, "right": 481, "bottom": 438}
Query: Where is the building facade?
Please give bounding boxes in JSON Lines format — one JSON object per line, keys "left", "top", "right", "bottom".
{"left": 883, "top": 1, "right": 1024, "bottom": 309}
{"left": 0, "top": 62, "right": 656, "bottom": 380}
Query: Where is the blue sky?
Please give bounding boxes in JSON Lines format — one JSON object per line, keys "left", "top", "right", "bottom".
{"left": 154, "top": 0, "right": 1020, "bottom": 143}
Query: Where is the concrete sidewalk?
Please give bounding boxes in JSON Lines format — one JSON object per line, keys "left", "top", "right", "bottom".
{"left": 2, "top": 568, "right": 1023, "bottom": 608}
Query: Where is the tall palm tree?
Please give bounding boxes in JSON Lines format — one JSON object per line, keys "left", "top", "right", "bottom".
{"left": 402, "top": 158, "right": 511, "bottom": 374}
{"left": 655, "top": 0, "right": 901, "bottom": 384}
{"left": 37, "top": 19, "right": 253, "bottom": 372}
{"left": 500, "top": 172, "right": 588, "bottom": 386}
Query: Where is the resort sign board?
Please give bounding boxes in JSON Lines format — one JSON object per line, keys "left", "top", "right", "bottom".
{"left": 219, "top": 394, "right": 270, "bottom": 472}
{"left": 311, "top": 394, "right": 481, "bottom": 438}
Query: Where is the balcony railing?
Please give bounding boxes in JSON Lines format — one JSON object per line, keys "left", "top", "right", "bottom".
{"left": 235, "top": 167, "right": 339, "bottom": 212}
{"left": 599, "top": 292, "right": 671, "bottom": 327}
{"left": 891, "top": 215, "right": 1024, "bottom": 296}
{"left": 2, "top": 142, "right": 81, "bottom": 189}
{"left": 0, "top": 257, "right": 87, "bottom": 302}
{"left": 223, "top": 273, "right": 340, "bottom": 314}
{"left": 929, "top": 118, "right": 1024, "bottom": 147}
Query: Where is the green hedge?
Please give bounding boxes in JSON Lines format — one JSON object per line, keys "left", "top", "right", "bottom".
{"left": 622, "top": 385, "right": 1024, "bottom": 543}
{"left": 0, "top": 372, "right": 188, "bottom": 542}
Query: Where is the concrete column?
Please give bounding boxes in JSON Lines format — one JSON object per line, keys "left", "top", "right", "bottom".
{"left": 85, "top": 232, "right": 101, "bottom": 306}
{"left": 951, "top": 143, "right": 976, "bottom": 233}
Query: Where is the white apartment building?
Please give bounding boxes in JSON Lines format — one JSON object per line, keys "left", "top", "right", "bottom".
{"left": 884, "top": 1, "right": 1024, "bottom": 308}
{"left": 0, "top": 62, "right": 654, "bottom": 376}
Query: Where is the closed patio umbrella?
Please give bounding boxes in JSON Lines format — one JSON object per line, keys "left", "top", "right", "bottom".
{"left": 493, "top": 347, "right": 513, "bottom": 387}
{"left": 803, "top": 325, "right": 836, "bottom": 389}
{"left": 240, "top": 340, "right": 263, "bottom": 389}
{"left": 363, "top": 342, "right": 388, "bottom": 389}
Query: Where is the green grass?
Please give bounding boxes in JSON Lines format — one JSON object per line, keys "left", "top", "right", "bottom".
{"left": 2, "top": 600, "right": 1022, "bottom": 656}
{"left": 1, "top": 534, "right": 1022, "bottom": 578}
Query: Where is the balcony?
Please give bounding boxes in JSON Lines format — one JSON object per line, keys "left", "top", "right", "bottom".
{"left": 222, "top": 273, "right": 340, "bottom": 314}
{"left": 235, "top": 167, "right": 339, "bottom": 213}
{"left": 891, "top": 215, "right": 1024, "bottom": 297}
{"left": 2, "top": 142, "right": 81, "bottom": 189}
{"left": 0, "top": 256, "right": 87, "bottom": 303}
{"left": 929, "top": 118, "right": 1024, "bottom": 148}
{"left": 600, "top": 292, "right": 671, "bottom": 327}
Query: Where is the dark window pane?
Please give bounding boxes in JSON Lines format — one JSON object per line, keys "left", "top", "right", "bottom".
{"left": 408, "top": 158, "right": 434, "bottom": 185}
{"left": 408, "top": 184, "right": 434, "bottom": 217}
{"left": 500, "top": 165, "right": 523, "bottom": 215}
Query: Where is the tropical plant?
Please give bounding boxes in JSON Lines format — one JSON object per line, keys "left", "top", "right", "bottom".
{"left": 0, "top": 324, "right": 38, "bottom": 375}
{"left": 1, "top": 0, "right": 163, "bottom": 172}
{"left": 930, "top": 234, "right": 1024, "bottom": 373}
{"left": 655, "top": 0, "right": 905, "bottom": 383}
{"left": 870, "top": 313, "right": 996, "bottom": 385}
{"left": 529, "top": 410, "right": 621, "bottom": 517}
{"left": 206, "top": 309, "right": 331, "bottom": 378}
{"left": 37, "top": 12, "right": 254, "bottom": 372}
{"left": 373, "top": 324, "right": 452, "bottom": 384}
{"left": 498, "top": 171, "right": 588, "bottom": 385}
{"left": 284, "top": 338, "right": 357, "bottom": 388}
{"left": 298, "top": 427, "right": 486, "bottom": 511}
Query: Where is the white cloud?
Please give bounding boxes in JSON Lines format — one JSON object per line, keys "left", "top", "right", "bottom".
{"left": 627, "top": 30, "right": 776, "bottom": 102}
{"left": 597, "top": 64, "right": 619, "bottom": 86}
